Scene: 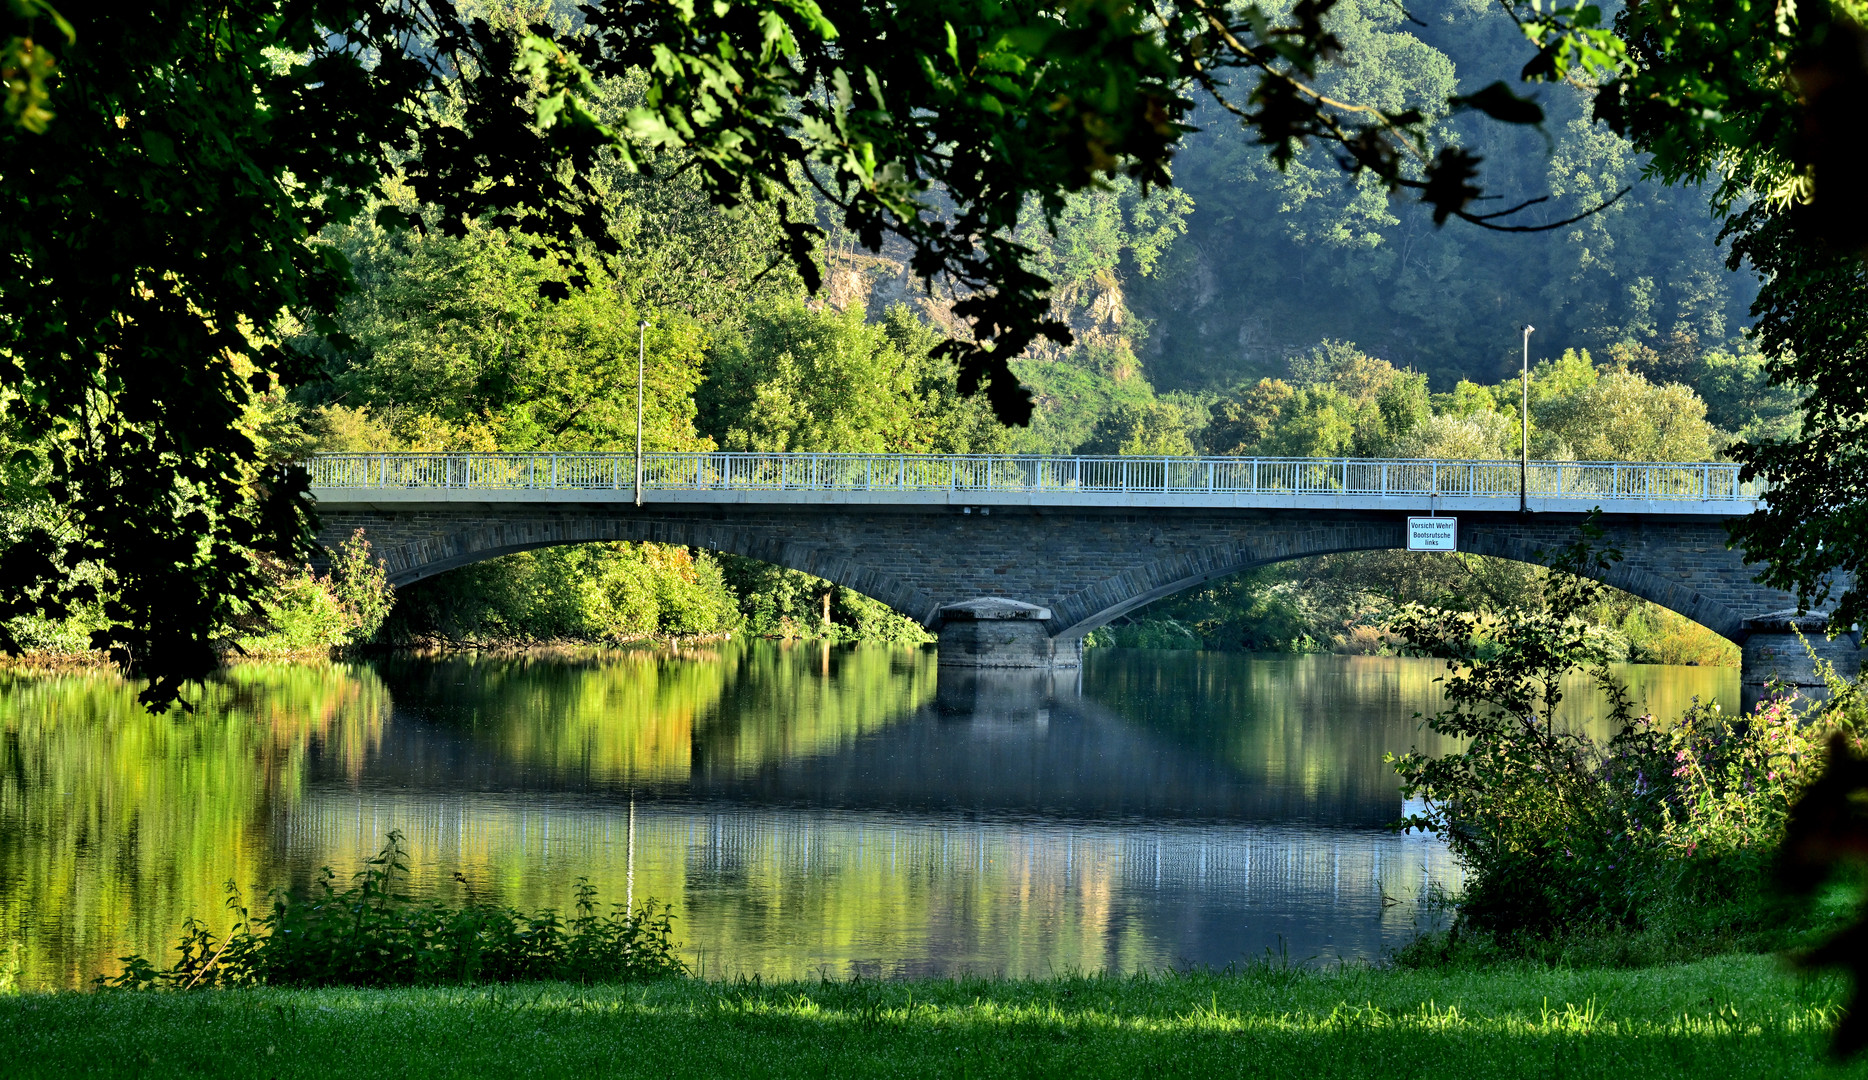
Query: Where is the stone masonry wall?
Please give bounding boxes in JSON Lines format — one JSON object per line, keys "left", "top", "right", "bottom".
{"left": 314, "top": 503, "right": 1812, "bottom": 643}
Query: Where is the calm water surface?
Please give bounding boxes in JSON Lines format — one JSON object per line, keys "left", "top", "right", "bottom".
{"left": 0, "top": 644, "right": 1737, "bottom": 988}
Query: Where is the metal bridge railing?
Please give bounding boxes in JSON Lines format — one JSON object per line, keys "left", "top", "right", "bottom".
{"left": 304, "top": 453, "right": 1761, "bottom": 502}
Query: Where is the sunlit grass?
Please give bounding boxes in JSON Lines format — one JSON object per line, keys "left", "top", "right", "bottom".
{"left": 5, "top": 954, "right": 1864, "bottom": 1078}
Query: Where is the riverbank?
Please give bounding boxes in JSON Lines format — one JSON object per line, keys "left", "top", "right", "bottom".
{"left": 3, "top": 955, "right": 1856, "bottom": 1079}
{"left": 0, "top": 635, "right": 748, "bottom": 675}
{"left": 0, "top": 632, "right": 904, "bottom": 675}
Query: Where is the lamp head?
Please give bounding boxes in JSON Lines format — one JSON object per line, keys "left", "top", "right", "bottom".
{"left": 1523, "top": 324, "right": 1535, "bottom": 334}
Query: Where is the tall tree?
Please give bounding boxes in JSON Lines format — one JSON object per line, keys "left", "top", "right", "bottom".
{"left": 1580, "top": 2, "right": 1868, "bottom": 624}
{"left": 0, "top": 0, "right": 1695, "bottom": 704}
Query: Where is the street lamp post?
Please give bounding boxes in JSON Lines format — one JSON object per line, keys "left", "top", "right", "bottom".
{"left": 1520, "top": 323, "right": 1534, "bottom": 513}
{"left": 636, "top": 319, "right": 647, "bottom": 508}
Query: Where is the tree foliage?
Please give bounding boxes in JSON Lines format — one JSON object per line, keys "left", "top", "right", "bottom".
{"left": 1563, "top": 0, "right": 1868, "bottom": 627}
{"left": 0, "top": 0, "right": 1849, "bottom": 698}
{"left": 1723, "top": 211, "right": 1868, "bottom": 626}
{"left": 310, "top": 223, "right": 709, "bottom": 454}
{"left": 0, "top": 2, "right": 641, "bottom": 706}
{"left": 387, "top": 542, "right": 740, "bottom": 645}
{"left": 698, "top": 302, "right": 1005, "bottom": 454}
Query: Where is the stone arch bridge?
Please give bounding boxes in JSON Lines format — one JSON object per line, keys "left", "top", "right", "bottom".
{"left": 308, "top": 452, "right": 1858, "bottom": 705}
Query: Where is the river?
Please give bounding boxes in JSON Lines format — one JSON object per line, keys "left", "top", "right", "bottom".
{"left": 0, "top": 644, "right": 1737, "bottom": 989}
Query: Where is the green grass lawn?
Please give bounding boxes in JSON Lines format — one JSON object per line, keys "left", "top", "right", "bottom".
{"left": 3, "top": 954, "right": 1863, "bottom": 1078}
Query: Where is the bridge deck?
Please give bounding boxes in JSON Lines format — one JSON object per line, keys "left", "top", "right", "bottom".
{"left": 307, "top": 453, "right": 1760, "bottom": 517}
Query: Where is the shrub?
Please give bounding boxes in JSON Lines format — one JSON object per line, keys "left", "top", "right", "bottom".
{"left": 1619, "top": 605, "right": 1740, "bottom": 667}
{"left": 387, "top": 542, "right": 738, "bottom": 645}
{"left": 1387, "top": 513, "right": 1843, "bottom": 943}
{"left": 326, "top": 529, "right": 395, "bottom": 642}
{"left": 235, "top": 531, "right": 396, "bottom": 656}
{"left": 1085, "top": 617, "right": 1205, "bottom": 650}
{"left": 234, "top": 562, "right": 351, "bottom": 657}
{"left": 98, "top": 832, "right": 686, "bottom": 989}
{"left": 1334, "top": 622, "right": 1404, "bottom": 655}
{"left": 719, "top": 556, "right": 929, "bottom": 643}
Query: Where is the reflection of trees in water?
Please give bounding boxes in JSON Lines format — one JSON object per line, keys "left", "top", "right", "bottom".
{"left": 1083, "top": 653, "right": 1460, "bottom": 812}
{"left": 0, "top": 664, "right": 389, "bottom": 990}
{"left": 1084, "top": 652, "right": 1742, "bottom": 804}
{"left": 693, "top": 642, "right": 937, "bottom": 775}
{"left": 685, "top": 665, "right": 1405, "bottom": 824}
{"left": 370, "top": 642, "right": 937, "bottom": 785}
{"left": 373, "top": 650, "right": 730, "bottom": 783}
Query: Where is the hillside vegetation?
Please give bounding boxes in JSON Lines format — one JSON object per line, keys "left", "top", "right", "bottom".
{"left": 0, "top": 0, "right": 1794, "bottom": 662}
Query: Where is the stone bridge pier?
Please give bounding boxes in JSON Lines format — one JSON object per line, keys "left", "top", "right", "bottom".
{"left": 312, "top": 499, "right": 1859, "bottom": 712}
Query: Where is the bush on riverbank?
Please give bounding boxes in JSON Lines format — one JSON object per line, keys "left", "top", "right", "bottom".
{"left": 1080, "top": 552, "right": 1739, "bottom": 666}
{"left": 233, "top": 531, "right": 396, "bottom": 658}
{"left": 98, "top": 833, "right": 685, "bottom": 989}
{"left": 720, "top": 557, "right": 933, "bottom": 644}
{"left": 0, "top": 530, "right": 397, "bottom": 664}
{"left": 1388, "top": 516, "right": 1862, "bottom": 956}
{"left": 382, "top": 542, "right": 740, "bottom": 647}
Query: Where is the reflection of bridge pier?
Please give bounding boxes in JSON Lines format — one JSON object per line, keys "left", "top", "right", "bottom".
{"left": 309, "top": 451, "right": 1859, "bottom": 691}
{"left": 934, "top": 662, "right": 1075, "bottom": 716}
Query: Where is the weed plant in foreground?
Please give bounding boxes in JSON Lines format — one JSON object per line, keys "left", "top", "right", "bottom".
{"left": 5, "top": 955, "right": 1865, "bottom": 1079}
{"left": 97, "top": 832, "right": 685, "bottom": 989}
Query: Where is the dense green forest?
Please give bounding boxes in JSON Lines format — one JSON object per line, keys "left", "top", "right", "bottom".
{"left": 0, "top": 0, "right": 1802, "bottom": 666}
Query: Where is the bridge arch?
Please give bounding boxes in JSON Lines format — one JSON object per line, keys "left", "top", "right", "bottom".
{"left": 360, "top": 514, "right": 947, "bottom": 628}
{"left": 1047, "top": 519, "right": 1748, "bottom": 642}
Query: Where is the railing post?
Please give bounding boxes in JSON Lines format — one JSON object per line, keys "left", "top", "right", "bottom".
{"left": 1073, "top": 457, "right": 1081, "bottom": 489}
{"left": 1251, "top": 459, "right": 1259, "bottom": 493}
{"left": 1613, "top": 463, "right": 1620, "bottom": 499}
{"left": 550, "top": 454, "right": 558, "bottom": 489}
{"left": 986, "top": 456, "right": 993, "bottom": 491}
{"left": 1430, "top": 461, "right": 1438, "bottom": 496}
{"left": 1381, "top": 462, "right": 1388, "bottom": 496}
